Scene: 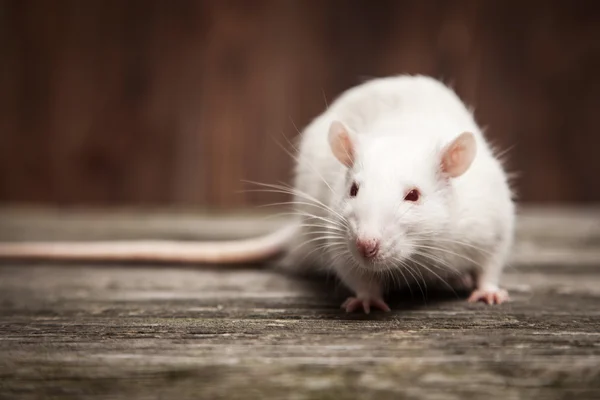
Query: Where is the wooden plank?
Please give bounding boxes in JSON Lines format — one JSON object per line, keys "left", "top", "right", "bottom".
{"left": 0, "top": 266, "right": 598, "bottom": 399}
{"left": 0, "top": 207, "right": 599, "bottom": 398}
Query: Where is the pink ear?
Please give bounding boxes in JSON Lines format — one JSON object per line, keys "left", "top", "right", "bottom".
{"left": 441, "top": 132, "right": 477, "bottom": 178}
{"left": 328, "top": 121, "right": 355, "bottom": 167}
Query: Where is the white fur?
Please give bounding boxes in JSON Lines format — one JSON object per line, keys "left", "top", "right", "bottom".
{"left": 284, "top": 75, "right": 515, "bottom": 305}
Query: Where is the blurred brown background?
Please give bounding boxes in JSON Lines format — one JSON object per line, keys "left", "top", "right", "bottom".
{"left": 0, "top": 0, "right": 598, "bottom": 209}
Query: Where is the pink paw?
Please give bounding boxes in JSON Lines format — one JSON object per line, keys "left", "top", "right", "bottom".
{"left": 341, "top": 296, "right": 391, "bottom": 314}
{"left": 468, "top": 288, "right": 509, "bottom": 305}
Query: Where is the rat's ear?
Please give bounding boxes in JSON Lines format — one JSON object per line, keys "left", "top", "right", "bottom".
{"left": 328, "top": 120, "right": 355, "bottom": 167}
{"left": 440, "top": 132, "right": 477, "bottom": 178}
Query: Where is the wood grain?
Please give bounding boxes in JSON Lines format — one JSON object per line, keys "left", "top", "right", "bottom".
{"left": 0, "top": 0, "right": 599, "bottom": 207}
{"left": 0, "top": 206, "right": 599, "bottom": 399}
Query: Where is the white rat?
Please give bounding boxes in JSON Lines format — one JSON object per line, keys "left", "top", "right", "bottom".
{"left": 0, "top": 75, "right": 514, "bottom": 313}
{"left": 279, "top": 74, "right": 515, "bottom": 312}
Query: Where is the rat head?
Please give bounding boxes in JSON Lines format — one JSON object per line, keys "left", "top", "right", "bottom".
{"left": 328, "top": 120, "right": 477, "bottom": 271}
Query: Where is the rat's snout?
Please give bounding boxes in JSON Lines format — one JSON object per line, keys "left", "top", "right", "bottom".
{"left": 355, "top": 238, "right": 380, "bottom": 259}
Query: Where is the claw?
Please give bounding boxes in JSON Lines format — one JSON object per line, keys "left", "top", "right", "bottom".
{"left": 468, "top": 288, "right": 509, "bottom": 304}
{"left": 341, "top": 296, "right": 391, "bottom": 313}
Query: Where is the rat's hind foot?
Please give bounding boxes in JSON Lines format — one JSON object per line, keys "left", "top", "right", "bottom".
{"left": 468, "top": 287, "right": 509, "bottom": 305}
{"left": 341, "top": 295, "right": 391, "bottom": 314}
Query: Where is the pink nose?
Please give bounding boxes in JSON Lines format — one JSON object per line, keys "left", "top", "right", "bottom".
{"left": 356, "top": 238, "right": 379, "bottom": 259}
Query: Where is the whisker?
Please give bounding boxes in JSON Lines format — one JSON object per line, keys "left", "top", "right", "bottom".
{"left": 410, "top": 262, "right": 429, "bottom": 298}
{"left": 286, "top": 118, "right": 338, "bottom": 197}
{"left": 287, "top": 220, "right": 344, "bottom": 230}
{"left": 299, "top": 235, "right": 347, "bottom": 247}
{"left": 382, "top": 264, "right": 398, "bottom": 295}
{"left": 413, "top": 244, "right": 480, "bottom": 267}
{"left": 398, "top": 256, "right": 458, "bottom": 298}
{"left": 241, "top": 181, "right": 347, "bottom": 224}
{"left": 392, "top": 261, "right": 413, "bottom": 299}
{"left": 401, "top": 262, "right": 426, "bottom": 301}
{"left": 241, "top": 182, "right": 328, "bottom": 209}
{"left": 296, "top": 241, "right": 346, "bottom": 266}
{"left": 297, "top": 229, "right": 346, "bottom": 238}
{"left": 289, "top": 238, "right": 345, "bottom": 260}
{"left": 256, "top": 200, "right": 348, "bottom": 224}
{"left": 411, "top": 251, "right": 463, "bottom": 276}
{"left": 262, "top": 211, "right": 347, "bottom": 231}
{"left": 297, "top": 224, "right": 346, "bottom": 234}
{"left": 409, "top": 236, "right": 492, "bottom": 256}
{"left": 312, "top": 242, "right": 347, "bottom": 253}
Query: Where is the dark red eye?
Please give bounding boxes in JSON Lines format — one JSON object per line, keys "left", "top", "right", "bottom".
{"left": 350, "top": 182, "right": 359, "bottom": 197}
{"left": 404, "top": 189, "right": 420, "bottom": 202}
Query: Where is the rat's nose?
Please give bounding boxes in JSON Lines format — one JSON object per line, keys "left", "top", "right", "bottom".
{"left": 356, "top": 238, "right": 380, "bottom": 259}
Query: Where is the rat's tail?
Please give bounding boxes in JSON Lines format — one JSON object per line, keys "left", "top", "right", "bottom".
{"left": 0, "top": 223, "right": 299, "bottom": 265}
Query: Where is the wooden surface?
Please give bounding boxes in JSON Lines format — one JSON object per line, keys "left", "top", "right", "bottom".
{"left": 1, "top": 0, "right": 599, "bottom": 206}
{"left": 0, "top": 206, "right": 599, "bottom": 399}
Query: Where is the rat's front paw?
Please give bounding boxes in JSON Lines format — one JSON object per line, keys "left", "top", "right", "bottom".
{"left": 341, "top": 295, "right": 391, "bottom": 314}
{"left": 468, "top": 287, "right": 509, "bottom": 305}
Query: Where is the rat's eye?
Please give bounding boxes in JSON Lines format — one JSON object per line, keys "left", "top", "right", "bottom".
{"left": 404, "top": 189, "right": 420, "bottom": 202}
{"left": 349, "top": 182, "right": 359, "bottom": 197}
